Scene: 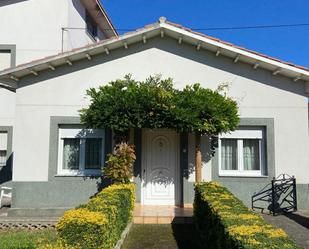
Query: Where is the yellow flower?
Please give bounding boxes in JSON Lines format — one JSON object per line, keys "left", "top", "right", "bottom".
{"left": 238, "top": 214, "right": 261, "bottom": 220}
{"left": 246, "top": 238, "right": 261, "bottom": 245}
{"left": 56, "top": 209, "right": 107, "bottom": 231}
{"left": 266, "top": 228, "right": 287, "bottom": 238}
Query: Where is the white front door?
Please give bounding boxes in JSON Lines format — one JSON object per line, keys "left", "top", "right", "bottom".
{"left": 142, "top": 129, "right": 179, "bottom": 205}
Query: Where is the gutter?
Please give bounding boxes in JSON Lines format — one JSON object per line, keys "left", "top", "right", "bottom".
{"left": 0, "top": 83, "right": 16, "bottom": 92}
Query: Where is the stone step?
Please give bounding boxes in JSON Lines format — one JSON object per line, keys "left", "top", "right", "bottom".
{"left": 133, "top": 216, "right": 193, "bottom": 224}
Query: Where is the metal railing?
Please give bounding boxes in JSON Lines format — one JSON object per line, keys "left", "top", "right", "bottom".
{"left": 252, "top": 174, "right": 297, "bottom": 216}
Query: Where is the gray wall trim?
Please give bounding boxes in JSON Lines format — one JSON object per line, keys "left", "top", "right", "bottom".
{"left": 0, "top": 126, "right": 13, "bottom": 185}
{"left": 104, "top": 129, "right": 112, "bottom": 161}
{"left": 180, "top": 132, "right": 189, "bottom": 205}
{"left": 0, "top": 126, "right": 13, "bottom": 162}
{"left": 48, "top": 116, "right": 110, "bottom": 182}
{"left": 11, "top": 117, "right": 110, "bottom": 209}
{"left": 0, "top": 44, "right": 16, "bottom": 67}
{"left": 11, "top": 181, "right": 99, "bottom": 209}
{"left": 211, "top": 118, "right": 275, "bottom": 208}
{"left": 133, "top": 129, "right": 142, "bottom": 202}
{"left": 49, "top": 116, "right": 83, "bottom": 181}
{"left": 212, "top": 118, "right": 275, "bottom": 182}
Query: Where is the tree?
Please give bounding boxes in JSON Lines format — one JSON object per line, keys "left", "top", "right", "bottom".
{"left": 171, "top": 84, "right": 239, "bottom": 182}
{"left": 80, "top": 75, "right": 239, "bottom": 182}
{"left": 80, "top": 75, "right": 175, "bottom": 142}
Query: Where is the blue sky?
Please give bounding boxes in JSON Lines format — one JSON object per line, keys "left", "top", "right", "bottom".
{"left": 101, "top": 0, "right": 309, "bottom": 68}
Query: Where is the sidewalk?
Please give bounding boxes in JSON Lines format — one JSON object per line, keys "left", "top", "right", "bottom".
{"left": 262, "top": 211, "right": 309, "bottom": 249}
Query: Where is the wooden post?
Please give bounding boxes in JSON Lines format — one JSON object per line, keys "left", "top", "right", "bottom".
{"left": 195, "top": 132, "right": 202, "bottom": 182}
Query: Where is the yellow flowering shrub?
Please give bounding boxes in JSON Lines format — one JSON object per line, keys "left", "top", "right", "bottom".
{"left": 194, "top": 182, "right": 303, "bottom": 249}
{"left": 56, "top": 183, "right": 135, "bottom": 249}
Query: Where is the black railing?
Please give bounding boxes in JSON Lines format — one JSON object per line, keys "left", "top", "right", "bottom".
{"left": 252, "top": 174, "right": 297, "bottom": 216}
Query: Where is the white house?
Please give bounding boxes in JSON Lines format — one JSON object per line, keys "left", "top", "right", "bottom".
{"left": 0, "top": 15, "right": 308, "bottom": 216}
{"left": 0, "top": 0, "right": 117, "bottom": 189}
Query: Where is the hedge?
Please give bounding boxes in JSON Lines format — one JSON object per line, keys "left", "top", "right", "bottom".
{"left": 194, "top": 182, "right": 303, "bottom": 249}
{"left": 56, "top": 183, "right": 135, "bottom": 249}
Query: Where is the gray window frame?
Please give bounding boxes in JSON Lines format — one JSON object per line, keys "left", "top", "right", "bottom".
{"left": 0, "top": 44, "right": 16, "bottom": 68}
{"left": 212, "top": 118, "right": 275, "bottom": 181}
{"left": 48, "top": 116, "right": 111, "bottom": 181}
{"left": 0, "top": 126, "right": 13, "bottom": 168}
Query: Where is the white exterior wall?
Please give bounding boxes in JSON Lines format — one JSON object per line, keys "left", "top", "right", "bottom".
{"left": 0, "top": 0, "right": 68, "bottom": 66}
{"left": 12, "top": 37, "right": 309, "bottom": 184}
{"left": 0, "top": 0, "right": 102, "bottom": 67}
{"left": 0, "top": 0, "right": 103, "bottom": 143}
{"left": 65, "top": 0, "right": 105, "bottom": 52}
{"left": 0, "top": 88, "right": 15, "bottom": 126}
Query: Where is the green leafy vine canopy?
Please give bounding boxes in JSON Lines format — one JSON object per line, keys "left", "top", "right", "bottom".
{"left": 80, "top": 75, "right": 240, "bottom": 136}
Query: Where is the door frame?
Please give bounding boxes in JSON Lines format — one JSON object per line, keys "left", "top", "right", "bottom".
{"left": 141, "top": 129, "right": 180, "bottom": 205}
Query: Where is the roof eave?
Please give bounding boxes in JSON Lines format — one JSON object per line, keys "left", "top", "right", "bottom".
{"left": 0, "top": 19, "right": 308, "bottom": 85}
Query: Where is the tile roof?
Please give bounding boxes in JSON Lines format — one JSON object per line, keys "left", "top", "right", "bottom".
{"left": 165, "top": 20, "right": 309, "bottom": 72}
{"left": 0, "top": 18, "right": 308, "bottom": 82}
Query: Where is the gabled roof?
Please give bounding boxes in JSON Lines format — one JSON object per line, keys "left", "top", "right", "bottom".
{"left": 1, "top": 17, "right": 308, "bottom": 86}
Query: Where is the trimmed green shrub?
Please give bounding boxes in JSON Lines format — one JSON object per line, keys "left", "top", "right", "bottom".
{"left": 56, "top": 184, "right": 135, "bottom": 249}
{"left": 194, "top": 182, "right": 303, "bottom": 249}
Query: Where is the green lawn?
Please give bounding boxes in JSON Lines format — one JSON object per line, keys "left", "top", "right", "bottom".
{"left": 0, "top": 229, "right": 57, "bottom": 249}
{"left": 122, "top": 224, "right": 202, "bottom": 249}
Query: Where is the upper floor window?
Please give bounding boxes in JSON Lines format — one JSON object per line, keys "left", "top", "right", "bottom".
{"left": 219, "top": 128, "right": 265, "bottom": 177}
{"left": 86, "top": 10, "right": 98, "bottom": 39}
{"left": 0, "top": 132, "right": 8, "bottom": 167}
{"left": 0, "top": 45, "right": 16, "bottom": 70}
{"left": 57, "top": 127, "right": 104, "bottom": 176}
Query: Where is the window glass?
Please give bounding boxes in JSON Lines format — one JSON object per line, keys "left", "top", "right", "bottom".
{"left": 86, "top": 10, "right": 98, "bottom": 38}
{"left": 58, "top": 128, "right": 104, "bottom": 175}
{"left": 63, "top": 138, "right": 80, "bottom": 170}
{"left": 221, "top": 139, "right": 238, "bottom": 170}
{"left": 0, "top": 150, "right": 6, "bottom": 166}
{"left": 85, "top": 138, "right": 102, "bottom": 169}
{"left": 243, "top": 139, "right": 260, "bottom": 170}
{"left": 219, "top": 128, "right": 264, "bottom": 176}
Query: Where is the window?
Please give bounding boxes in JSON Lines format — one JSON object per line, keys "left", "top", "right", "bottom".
{"left": 0, "top": 45, "right": 16, "bottom": 70}
{"left": 0, "top": 132, "right": 8, "bottom": 167}
{"left": 0, "top": 150, "right": 6, "bottom": 167}
{"left": 86, "top": 10, "right": 98, "bottom": 39}
{"left": 0, "top": 50, "right": 11, "bottom": 70}
{"left": 57, "top": 128, "right": 104, "bottom": 175}
{"left": 219, "top": 128, "right": 265, "bottom": 176}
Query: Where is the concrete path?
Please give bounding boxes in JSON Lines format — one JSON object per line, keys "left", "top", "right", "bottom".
{"left": 262, "top": 211, "right": 309, "bottom": 249}
{"left": 122, "top": 224, "right": 201, "bottom": 249}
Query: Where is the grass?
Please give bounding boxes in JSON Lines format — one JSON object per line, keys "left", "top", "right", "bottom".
{"left": 0, "top": 229, "right": 57, "bottom": 249}
{"left": 122, "top": 224, "right": 202, "bottom": 249}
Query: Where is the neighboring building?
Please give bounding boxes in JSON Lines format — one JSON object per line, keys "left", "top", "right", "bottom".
{"left": 0, "top": 17, "right": 308, "bottom": 215}
{"left": 0, "top": 0, "right": 117, "bottom": 187}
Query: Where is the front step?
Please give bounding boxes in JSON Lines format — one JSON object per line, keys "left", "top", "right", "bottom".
{"left": 133, "top": 216, "right": 193, "bottom": 224}
{"left": 133, "top": 204, "right": 193, "bottom": 224}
